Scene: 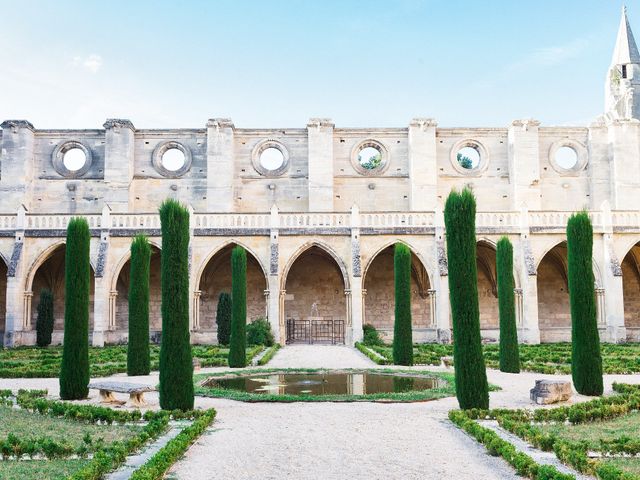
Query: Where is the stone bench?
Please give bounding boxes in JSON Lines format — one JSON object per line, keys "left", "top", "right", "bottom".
{"left": 530, "top": 379, "right": 572, "bottom": 405}
{"left": 88, "top": 381, "right": 155, "bottom": 407}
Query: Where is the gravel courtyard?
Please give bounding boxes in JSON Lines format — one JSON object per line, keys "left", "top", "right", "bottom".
{"left": 5, "top": 345, "right": 640, "bottom": 479}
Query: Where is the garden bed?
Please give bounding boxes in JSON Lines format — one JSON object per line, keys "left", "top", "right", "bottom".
{"left": 0, "top": 344, "right": 264, "bottom": 378}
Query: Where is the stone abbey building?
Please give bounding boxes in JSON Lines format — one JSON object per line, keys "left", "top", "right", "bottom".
{"left": 3, "top": 9, "right": 640, "bottom": 348}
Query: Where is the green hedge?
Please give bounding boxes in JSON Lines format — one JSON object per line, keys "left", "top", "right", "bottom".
{"left": 567, "top": 212, "right": 603, "bottom": 396}
{"left": 257, "top": 343, "right": 281, "bottom": 366}
{"left": 444, "top": 188, "right": 489, "bottom": 409}
{"left": 228, "top": 246, "right": 247, "bottom": 368}
{"left": 128, "top": 235, "right": 151, "bottom": 376}
{"left": 496, "top": 237, "right": 520, "bottom": 373}
{"left": 393, "top": 243, "right": 413, "bottom": 366}
{"left": 35, "top": 289, "right": 54, "bottom": 348}
{"left": 60, "top": 218, "right": 91, "bottom": 401}
{"left": 159, "top": 200, "right": 194, "bottom": 411}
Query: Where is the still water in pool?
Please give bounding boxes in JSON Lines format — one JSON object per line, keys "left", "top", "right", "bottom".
{"left": 203, "top": 372, "right": 443, "bottom": 395}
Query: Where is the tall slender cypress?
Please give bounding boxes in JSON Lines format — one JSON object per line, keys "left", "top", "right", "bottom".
{"left": 444, "top": 188, "right": 489, "bottom": 410}
{"left": 159, "top": 200, "right": 194, "bottom": 410}
{"left": 216, "top": 292, "right": 232, "bottom": 345}
{"left": 228, "top": 246, "right": 247, "bottom": 368}
{"left": 59, "top": 218, "right": 90, "bottom": 400}
{"left": 567, "top": 212, "right": 603, "bottom": 396}
{"left": 127, "top": 235, "right": 151, "bottom": 376}
{"left": 36, "top": 289, "right": 54, "bottom": 348}
{"left": 393, "top": 243, "right": 413, "bottom": 365}
{"left": 496, "top": 236, "right": 520, "bottom": 373}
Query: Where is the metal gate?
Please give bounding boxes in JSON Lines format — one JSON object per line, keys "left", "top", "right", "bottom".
{"left": 286, "top": 319, "right": 345, "bottom": 344}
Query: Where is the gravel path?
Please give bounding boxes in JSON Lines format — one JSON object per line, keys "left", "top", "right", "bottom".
{"left": 266, "top": 344, "right": 376, "bottom": 368}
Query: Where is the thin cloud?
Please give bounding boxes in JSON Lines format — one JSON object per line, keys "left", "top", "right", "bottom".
{"left": 72, "top": 54, "right": 103, "bottom": 73}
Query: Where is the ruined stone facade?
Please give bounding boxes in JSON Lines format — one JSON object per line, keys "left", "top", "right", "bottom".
{"left": 2, "top": 9, "right": 640, "bottom": 347}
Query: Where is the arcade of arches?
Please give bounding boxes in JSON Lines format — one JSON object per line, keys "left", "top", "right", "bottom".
{"left": 10, "top": 237, "right": 640, "bottom": 345}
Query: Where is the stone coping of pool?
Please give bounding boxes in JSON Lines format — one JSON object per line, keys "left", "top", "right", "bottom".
{"left": 193, "top": 368, "right": 458, "bottom": 403}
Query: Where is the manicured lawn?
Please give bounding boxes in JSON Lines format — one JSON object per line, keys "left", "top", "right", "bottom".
{"left": 604, "top": 458, "right": 640, "bottom": 475}
{"left": 0, "top": 458, "right": 89, "bottom": 480}
{"left": 0, "top": 344, "right": 264, "bottom": 378}
{"left": 539, "top": 411, "right": 640, "bottom": 449}
{"left": 0, "top": 405, "right": 140, "bottom": 449}
{"left": 363, "top": 342, "right": 640, "bottom": 374}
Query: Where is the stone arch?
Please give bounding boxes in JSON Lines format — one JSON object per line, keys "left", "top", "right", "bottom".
{"left": 195, "top": 240, "right": 268, "bottom": 291}
{"left": 621, "top": 241, "right": 640, "bottom": 340}
{"left": 362, "top": 241, "right": 433, "bottom": 339}
{"left": 282, "top": 242, "right": 349, "bottom": 342}
{"left": 27, "top": 242, "right": 95, "bottom": 337}
{"left": 197, "top": 242, "right": 268, "bottom": 332}
{"left": 111, "top": 243, "right": 162, "bottom": 338}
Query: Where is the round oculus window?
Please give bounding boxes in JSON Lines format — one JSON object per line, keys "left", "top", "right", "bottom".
{"left": 62, "top": 147, "right": 87, "bottom": 171}
{"left": 259, "top": 147, "right": 285, "bottom": 171}
{"left": 161, "top": 147, "right": 186, "bottom": 172}
{"left": 554, "top": 146, "right": 578, "bottom": 170}
{"left": 358, "top": 145, "right": 383, "bottom": 170}
{"left": 456, "top": 146, "right": 481, "bottom": 170}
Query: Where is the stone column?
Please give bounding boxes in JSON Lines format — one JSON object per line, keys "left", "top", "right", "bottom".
{"left": 206, "top": 119, "right": 235, "bottom": 212}
{"left": 349, "top": 205, "right": 363, "bottom": 344}
{"left": 108, "top": 291, "right": 118, "bottom": 330}
{"left": 344, "top": 289, "right": 353, "bottom": 344}
{"left": 92, "top": 205, "right": 111, "bottom": 347}
{"left": 192, "top": 290, "right": 202, "bottom": 331}
{"left": 600, "top": 202, "right": 626, "bottom": 342}
{"left": 427, "top": 289, "right": 437, "bottom": 328}
{"left": 103, "top": 119, "right": 135, "bottom": 212}
{"left": 433, "top": 207, "right": 451, "bottom": 342}
{"left": 268, "top": 205, "right": 281, "bottom": 342}
{"left": 514, "top": 207, "right": 541, "bottom": 343}
{"left": 4, "top": 206, "right": 27, "bottom": 346}
{"left": 307, "top": 118, "right": 334, "bottom": 211}
{"left": 408, "top": 118, "right": 438, "bottom": 211}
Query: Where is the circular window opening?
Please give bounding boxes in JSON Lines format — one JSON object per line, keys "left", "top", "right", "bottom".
{"left": 161, "top": 148, "right": 186, "bottom": 172}
{"left": 456, "top": 146, "right": 480, "bottom": 170}
{"left": 260, "top": 147, "right": 285, "bottom": 170}
{"left": 554, "top": 146, "right": 578, "bottom": 170}
{"left": 63, "top": 148, "right": 87, "bottom": 172}
{"left": 358, "top": 145, "right": 383, "bottom": 170}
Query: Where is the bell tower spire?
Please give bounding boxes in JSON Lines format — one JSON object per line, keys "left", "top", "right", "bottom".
{"left": 605, "top": 6, "right": 640, "bottom": 120}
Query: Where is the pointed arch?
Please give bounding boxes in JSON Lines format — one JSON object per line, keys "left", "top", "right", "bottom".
{"left": 110, "top": 240, "right": 162, "bottom": 292}
{"left": 196, "top": 240, "right": 268, "bottom": 292}
{"left": 281, "top": 241, "right": 350, "bottom": 291}
{"left": 621, "top": 241, "right": 640, "bottom": 337}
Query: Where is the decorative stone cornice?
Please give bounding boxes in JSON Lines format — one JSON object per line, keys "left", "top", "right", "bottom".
{"left": 0, "top": 120, "right": 35, "bottom": 132}
{"left": 511, "top": 119, "right": 541, "bottom": 129}
{"left": 102, "top": 119, "right": 135, "bottom": 131}
{"left": 206, "top": 118, "right": 235, "bottom": 129}
{"left": 307, "top": 118, "right": 334, "bottom": 129}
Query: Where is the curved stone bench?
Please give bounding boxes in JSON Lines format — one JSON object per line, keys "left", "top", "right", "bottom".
{"left": 88, "top": 381, "right": 155, "bottom": 407}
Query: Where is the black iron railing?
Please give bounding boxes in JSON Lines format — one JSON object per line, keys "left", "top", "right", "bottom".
{"left": 286, "top": 319, "right": 344, "bottom": 345}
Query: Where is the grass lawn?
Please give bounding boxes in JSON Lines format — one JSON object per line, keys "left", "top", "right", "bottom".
{"left": 0, "top": 458, "right": 89, "bottom": 480}
{"left": 364, "top": 342, "right": 640, "bottom": 374}
{"left": 538, "top": 412, "right": 640, "bottom": 449}
{"left": 0, "top": 344, "right": 264, "bottom": 378}
{"left": 604, "top": 458, "right": 640, "bottom": 475}
{"left": 0, "top": 405, "right": 140, "bottom": 449}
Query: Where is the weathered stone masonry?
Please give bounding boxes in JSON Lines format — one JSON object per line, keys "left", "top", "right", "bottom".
{"left": 2, "top": 8, "right": 640, "bottom": 347}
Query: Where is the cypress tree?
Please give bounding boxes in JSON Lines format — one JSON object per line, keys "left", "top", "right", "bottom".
{"left": 35, "top": 289, "right": 54, "bottom": 348}
{"left": 496, "top": 236, "right": 520, "bottom": 373}
{"left": 159, "top": 200, "right": 194, "bottom": 410}
{"left": 59, "top": 218, "right": 90, "bottom": 400}
{"left": 127, "top": 235, "right": 151, "bottom": 376}
{"left": 393, "top": 243, "right": 413, "bottom": 365}
{"left": 444, "top": 188, "right": 489, "bottom": 410}
{"left": 228, "top": 246, "right": 247, "bottom": 368}
{"left": 216, "top": 292, "right": 232, "bottom": 345}
{"left": 567, "top": 212, "right": 603, "bottom": 396}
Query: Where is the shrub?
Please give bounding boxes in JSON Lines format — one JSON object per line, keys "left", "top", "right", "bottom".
{"left": 496, "top": 236, "right": 520, "bottom": 373}
{"left": 35, "top": 289, "right": 54, "bottom": 347}
{"left": 159, "top": 200, "right": 194, "bottom": 411}
{"left": 216, "top": 292, "right": 232, "bottom": 345}
{"left": 128, "top": 235, "right": 151, "bottom": 376}
{"left": 393, "top": 243, "right": 413, "bottom": 366}
{"left": 60, "top": 217, "right": 90, "bottom": 400}
{"left": 567, "top": 211, "right": 603, "bottom": 396}
{"left": 228, "top": 246, "right": 247, "bottom": 368}
{"left": 362, "top": 324, "right": 384, "bottom": 346}
{"left": 246, "top": 317, "right": 274, "bottom": 346}
{"left": 444, "top": 188, "right": 489, "bottom": 409}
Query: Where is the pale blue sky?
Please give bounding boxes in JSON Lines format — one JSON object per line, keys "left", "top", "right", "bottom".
{"left": 0, "top": 1, "right": 630, "bottom": 128}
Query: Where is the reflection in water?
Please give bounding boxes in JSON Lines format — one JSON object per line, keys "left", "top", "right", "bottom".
{"left": 204, "top": 372, "right": 442, "bottom": 395}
